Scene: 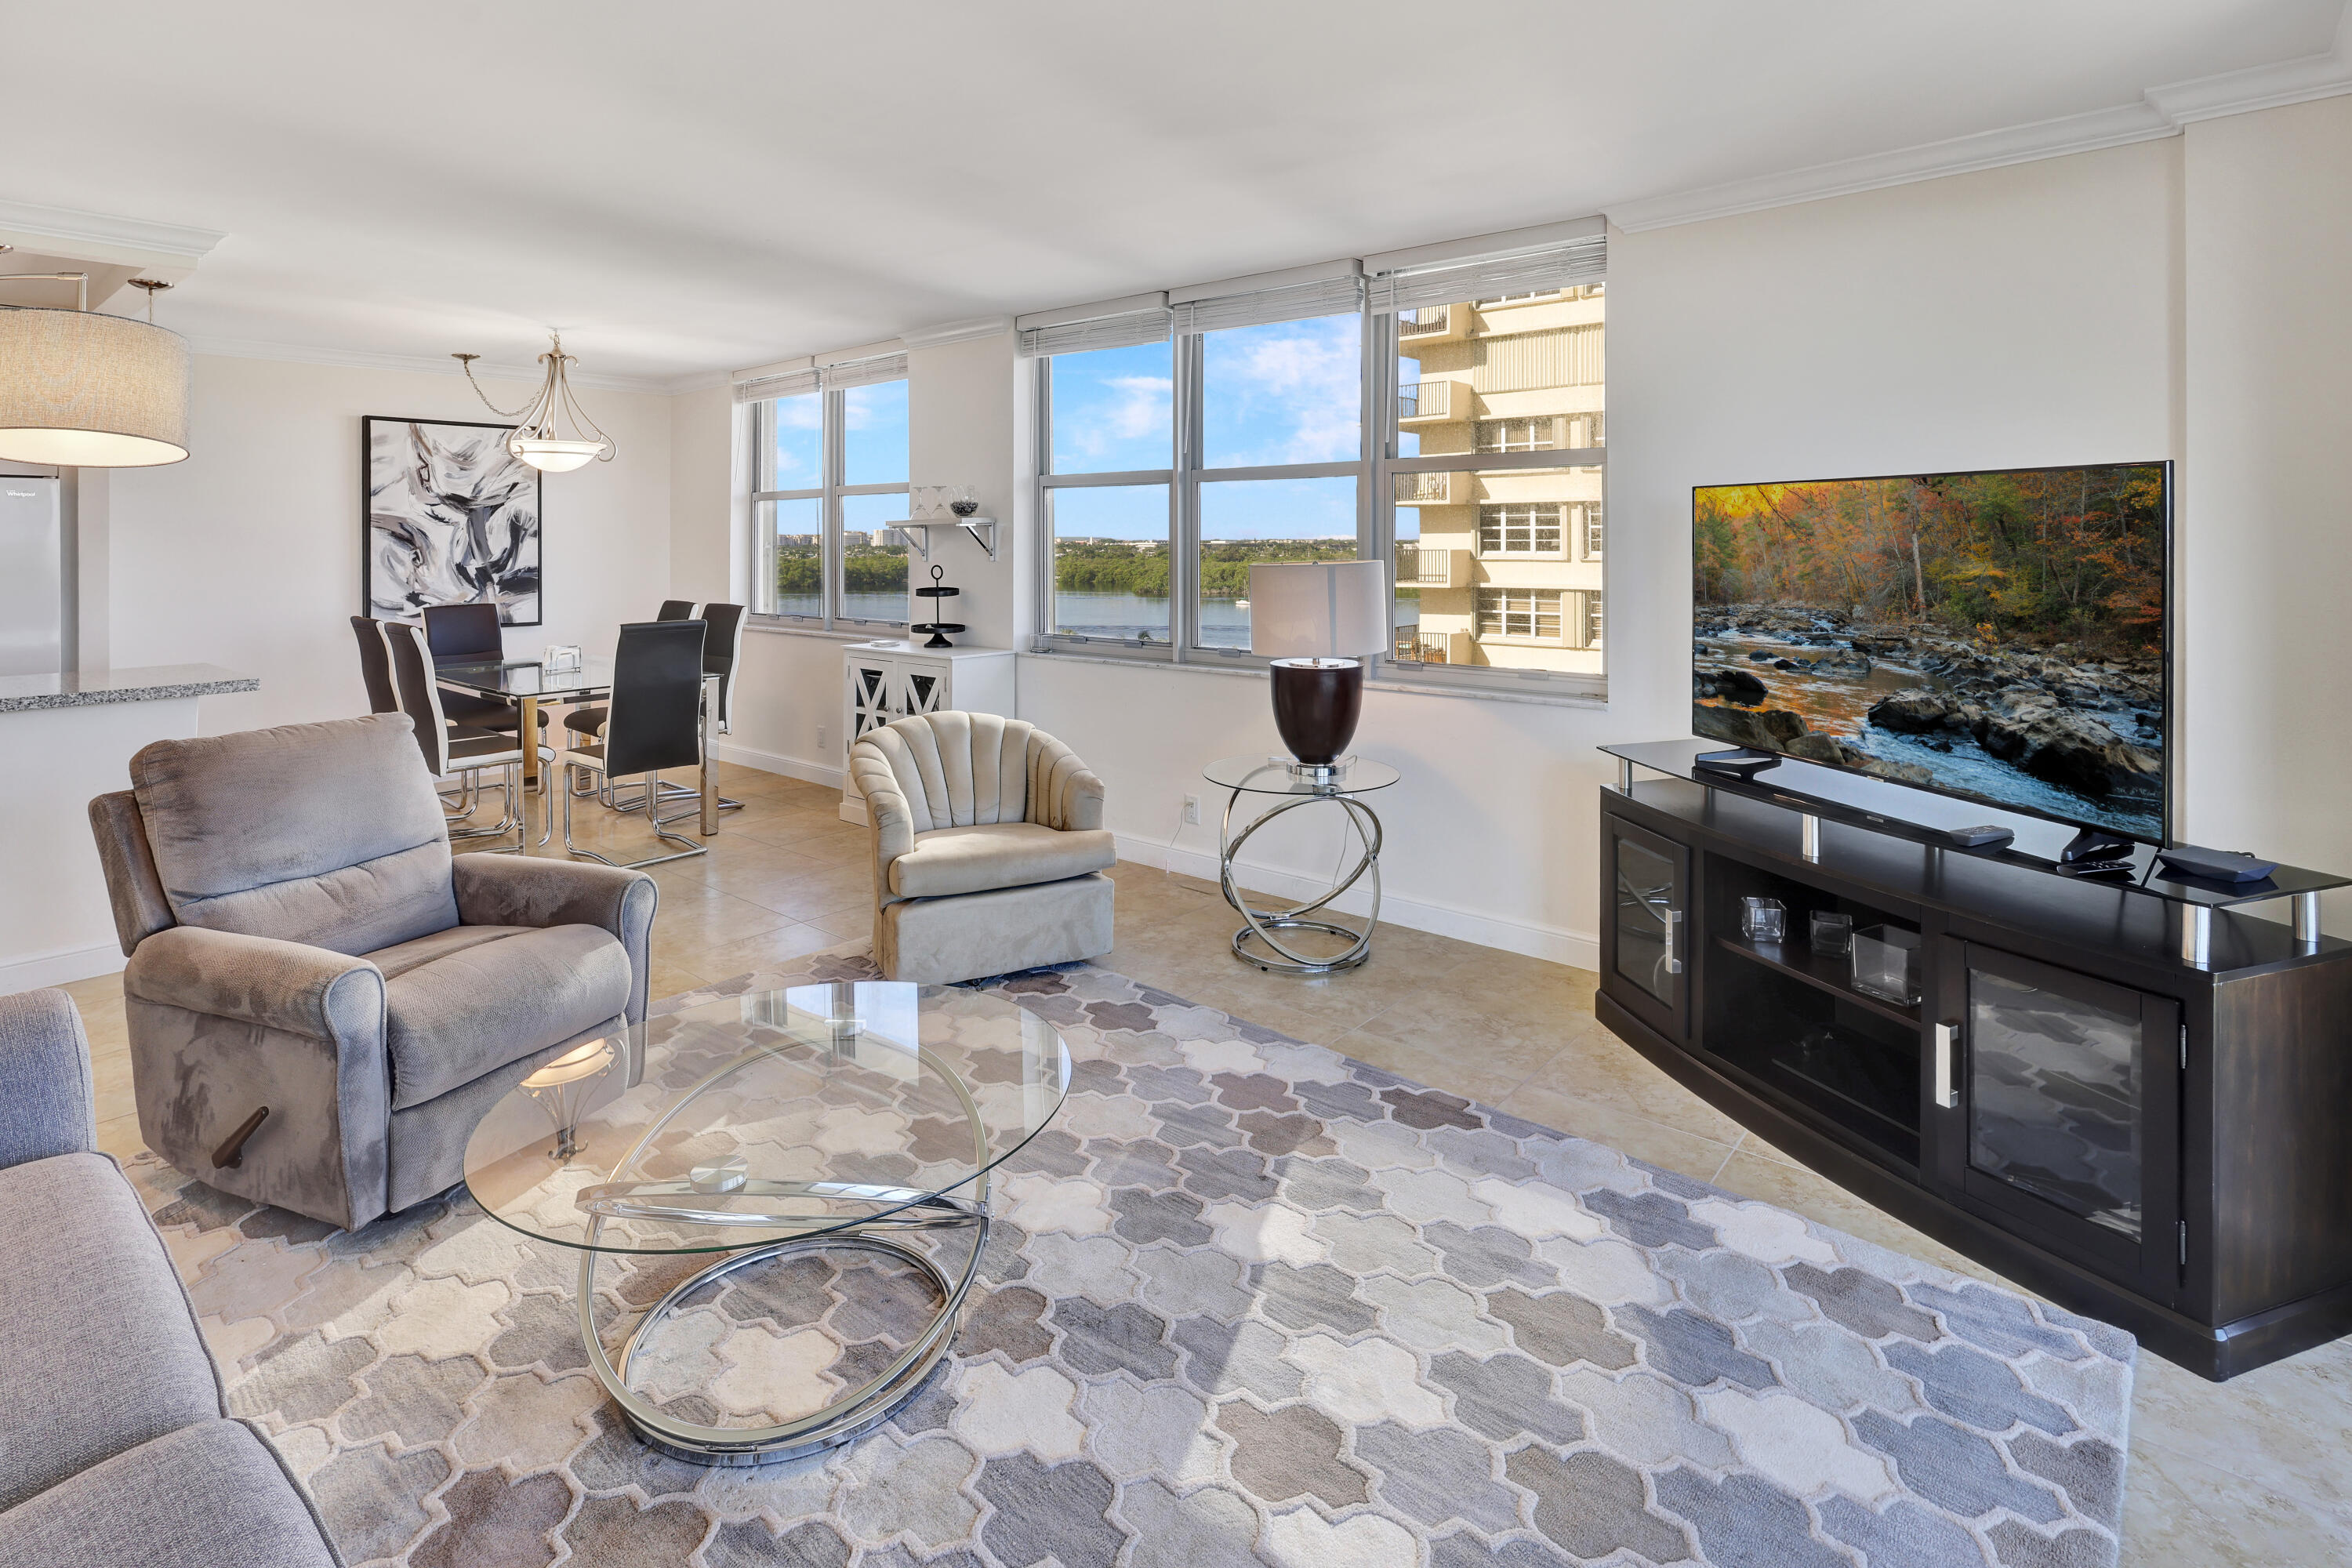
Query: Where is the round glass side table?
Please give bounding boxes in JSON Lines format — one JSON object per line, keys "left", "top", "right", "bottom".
{"left": 1202, "top": 754, "right": 1402, "bottom": 975}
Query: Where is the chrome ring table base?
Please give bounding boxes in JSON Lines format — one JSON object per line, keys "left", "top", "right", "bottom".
{"left": 578, "top": 1205, "right": 989, "bottom": 1465}
{"left": 566, "top": 1037, "right": 996, "bottom": 1465}
{"left": 1219, "top": 789, "right": 1384, "bottom": 975}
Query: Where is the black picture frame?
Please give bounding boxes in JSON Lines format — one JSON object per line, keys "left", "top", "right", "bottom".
{"left": 361, "top": 416, "right": 543, "bottom": 627}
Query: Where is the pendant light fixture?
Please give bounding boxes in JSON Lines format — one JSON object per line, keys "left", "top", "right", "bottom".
{"left": 454, "top": 331, "right": 615, "bottom": 473}
{"left": 0, "top": 270, "right": 191, "bottom": 467}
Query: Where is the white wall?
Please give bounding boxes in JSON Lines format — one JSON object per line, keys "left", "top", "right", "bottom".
{"left": 2180, "top": 95, "right": 2352, "bottom": 918}
{"left": 108, "top": 354, "right": 675, "bottom": 735}
{"left": 680, "top": 106, "right": 2349, "bottom": 960}
{"left": 0, "top": 698, "right": 202, "bottom": 989}
{"left": 698, "top": 330, "right": 1030, "bottom": 793}
{"left": 1037, "top": 139, "right": 2186, "bottom": 964}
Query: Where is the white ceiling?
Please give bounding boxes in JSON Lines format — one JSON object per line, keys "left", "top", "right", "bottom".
{"left": 3, "top": 0, "right": 2345, "bottom": 387}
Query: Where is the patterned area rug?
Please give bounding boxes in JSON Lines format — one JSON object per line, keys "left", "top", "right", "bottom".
{"left": 129, "top": 948, "right": 2136, "bottom": 1567}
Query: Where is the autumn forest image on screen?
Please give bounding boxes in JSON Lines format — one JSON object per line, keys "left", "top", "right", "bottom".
{"left": 1692, "top": 465, "right": 2166, "bottom": 839}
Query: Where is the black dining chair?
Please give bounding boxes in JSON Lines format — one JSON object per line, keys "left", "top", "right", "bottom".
{"left": 699, "top": 602, "right": 750, "bottom": 812}
{"left": 350, "top": 616, "right": 399, "bottom": 714}
{"left": 419, "top": 603, "right": 546, "bottom": 735}
{"left": 422, "top": 602, "right": 504, "bottom": 662}
{"left": 361, "top": 615, "right": 482, "bottom": 817}
{"left": 383, "top": 621, "right": 532, "bottom": 848}
{"left": 564, "top": 599, "right": 703, "bottom": 744}
{"left": 551, "top": 619, "right": 710, "bottom": 867}
{"left": 568, "top": 601, "right": 749, "bottom": 816}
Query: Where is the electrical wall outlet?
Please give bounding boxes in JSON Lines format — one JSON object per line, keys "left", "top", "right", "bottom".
{"left": 1182, "top": 793, "right": 1201, "bottom": 826}
{"left": 816, "top": 724, "right": 829, "bottom": 751}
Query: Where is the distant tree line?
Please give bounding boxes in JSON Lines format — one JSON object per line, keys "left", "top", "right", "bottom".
{"left": 1694, "top": 466, "right": 2165, "bottom": 653}
{"left": 1054, "top": 539, "right": 1358, "bottom": 598}
{"left": 776, "top": 542, "right": 908, "bottom": 595}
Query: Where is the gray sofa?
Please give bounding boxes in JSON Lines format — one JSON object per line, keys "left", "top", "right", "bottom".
{"left": 0, "top": 988, "right": 343, "bottom": 1568}
{"left": 849, "top": 711, "right": 1115, "bottom": 984}
{"left": 89, "top": 713, "right": 658, "bottom": 1230}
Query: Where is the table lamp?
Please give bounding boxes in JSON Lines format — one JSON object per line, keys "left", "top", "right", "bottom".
{"left": 1248, "top": 560, "right": 1388, "bottom": 775}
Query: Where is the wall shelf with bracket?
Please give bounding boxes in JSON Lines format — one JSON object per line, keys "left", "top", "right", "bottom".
{"left": 880, "top": 517, "right": 998, "bottom": 561}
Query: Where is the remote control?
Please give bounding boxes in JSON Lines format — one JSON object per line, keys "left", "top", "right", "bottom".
{"left": 2063, "top": 857, "right": 2136, "bottom": 877}
{"left": 1936, "top": 825, "right": 2015, "bottom": 849}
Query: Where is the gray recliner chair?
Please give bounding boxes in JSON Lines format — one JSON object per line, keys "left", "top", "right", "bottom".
{"left": 88, "top": 713, "right": 658, "bottom": 1231}
{"left": 848, "top": 711, "right": 1115, "bottom": 985}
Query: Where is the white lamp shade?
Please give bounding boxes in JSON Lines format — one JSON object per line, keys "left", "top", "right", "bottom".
{"left": 1247, "top": 560, "right": 1388, "bottom": 659}
{"left": 0, "top": 307, "right": 191, "bottom": 466}
{"left": 507, "top": 434, "right": 607, "bottom": 473}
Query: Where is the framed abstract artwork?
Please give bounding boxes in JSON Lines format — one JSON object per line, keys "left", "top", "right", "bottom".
{"left": 362, "top": 416, "right": 543, "bottom": 626}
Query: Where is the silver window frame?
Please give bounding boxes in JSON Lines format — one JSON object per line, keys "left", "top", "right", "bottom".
{"left": 1031, "top": 295, "right": 1607, "bottom": 702}
{"left": 750, "top": 383, "right": 910, "bottom": 633}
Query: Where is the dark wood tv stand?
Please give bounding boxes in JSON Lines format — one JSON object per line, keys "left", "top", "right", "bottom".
{"left": 1596, "top": 742, "right": 2352, "bottom": 1380}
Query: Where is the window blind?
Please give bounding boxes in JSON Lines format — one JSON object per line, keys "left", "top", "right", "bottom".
{"left": 822, "top": 352, "right": 909, "bottom": 390}
{"left": 733, "top": 368, "right": 818, "bottom": 404}
{"left": 1367, "top": 233, "right": 1606, "bottom": 314}
{"left": 1016, "top": 307, "right": 1173, "bottom": 358}
{"left": 1171, "top": 274, "right": 1365, "bottom": 335}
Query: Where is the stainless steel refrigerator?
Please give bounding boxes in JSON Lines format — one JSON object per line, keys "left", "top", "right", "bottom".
{"left": 0, "top": 477, "right": 64, "bottom": 677}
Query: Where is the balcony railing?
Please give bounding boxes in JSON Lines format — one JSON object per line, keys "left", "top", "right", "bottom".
{"left": 1396, "top": 380, "right": 1454, "bottom": 422}
{"left": 1393, "top": 470, "right": 1457, "bottom": 506}
{"left": 1394, "top": 543, "right": 1448, "bottom": 586}
{"left": 1394, "top": 630, "right": 1451, "bottom": 664}
{"left": 1398, "top": 306, "right": 1450, "bottom": 336}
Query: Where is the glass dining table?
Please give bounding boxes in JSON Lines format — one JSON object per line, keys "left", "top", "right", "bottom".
{"left": 434, "top": 658, "right": 722, "bottom": 837}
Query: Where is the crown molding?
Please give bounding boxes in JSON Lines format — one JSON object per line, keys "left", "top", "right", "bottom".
{"left": 0, "top": 198, "right": 224, "bottom": 270}
{"left": 1607, "top": 14, "right": 2352, "bottom": 234}
{"left": 182, "top": 335, "right": 675, "bottom": 393}
{"left": 899, "top": 314, "right": 1014, "bottom": 350}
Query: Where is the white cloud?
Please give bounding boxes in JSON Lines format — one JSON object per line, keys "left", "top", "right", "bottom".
{"left": 1213, "top": 321, "right": 1360, "bottom": 466}
{"left": 1065, "top": 374, "right": 1171, "bottom": 461}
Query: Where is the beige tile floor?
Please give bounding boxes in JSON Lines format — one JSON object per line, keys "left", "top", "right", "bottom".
{"left": 57, "top": 760, "right": 2352, "bottom": 1563}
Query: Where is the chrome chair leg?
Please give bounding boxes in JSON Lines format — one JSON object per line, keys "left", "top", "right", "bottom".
{"left": 561, "top": 767, "right": 706, "bottom": 868}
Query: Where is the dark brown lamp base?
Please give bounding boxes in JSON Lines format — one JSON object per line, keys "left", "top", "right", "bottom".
{"left": 1270, "top": 658, "right": 1363, "bottom": 765}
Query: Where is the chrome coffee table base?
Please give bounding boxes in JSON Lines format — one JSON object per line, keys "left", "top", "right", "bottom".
{"left": 1219, "top": 791, "right": 1383, "bottom": 975}
{"left": 575, "top": 1184, "right": 991, "bottom": 1465}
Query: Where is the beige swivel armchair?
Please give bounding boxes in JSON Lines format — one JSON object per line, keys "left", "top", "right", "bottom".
{"left": 848, "top": 713, "right": 1115, "bottom": 984}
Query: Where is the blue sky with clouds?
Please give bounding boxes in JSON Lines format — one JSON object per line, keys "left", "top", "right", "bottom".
{"left": 769, "top": 381, "right": 910, "bottom": 491}
{"left": 1047, "top": 316, "right": 1363, "bottom": 540}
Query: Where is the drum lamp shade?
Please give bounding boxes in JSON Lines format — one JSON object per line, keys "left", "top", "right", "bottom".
{"left": 0, "top": 306, "right": 192, "bottom": 466}
{"left": 1246, "top": 560, "right": 1388, "bottom": 658}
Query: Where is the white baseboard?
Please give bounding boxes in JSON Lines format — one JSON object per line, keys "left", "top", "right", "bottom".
{"left": 708, "top": 741, "right": 844, "bottom": 792}
{"left": 0, "top": 941, "right": 125, "bottom": 993}
{"left": 1112, "top": 832, "right": 1599, "bottom": 972}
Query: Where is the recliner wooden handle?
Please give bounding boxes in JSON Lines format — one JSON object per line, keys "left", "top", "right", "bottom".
{"left": 212, "top": 1106, "right": 270, "bottom": 1169}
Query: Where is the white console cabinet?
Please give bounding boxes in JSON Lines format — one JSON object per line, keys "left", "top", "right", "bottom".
{"left": 839, "top": 640, "right": 1017, "bottom": 824}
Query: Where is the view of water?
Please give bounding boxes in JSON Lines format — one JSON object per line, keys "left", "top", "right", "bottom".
{"left": 773, "top": 592, "right": 913, "bottom": 626}
{"left": 1695, "top": 630, "right": 2163, "bottom": 839}
{"left": 1054, "top": 591, "right": 1421, "bottom": 645}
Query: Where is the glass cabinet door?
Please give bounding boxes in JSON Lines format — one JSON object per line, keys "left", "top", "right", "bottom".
{"left": 1604, "top": 816, "right": 1691, "bottom": 1040}
{"left": 1935, "top": 942, "right": 2179, "bottom": 1301}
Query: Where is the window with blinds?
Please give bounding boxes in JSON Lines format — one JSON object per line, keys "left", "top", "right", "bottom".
{"left": 1017, "top": 218, "right": 1606, "bottom": 697}
{"left": 744, "top": 358, "right": 910, "bottom": 629}
{"left": 1479, "top": 503, "right": 1563, "bottom": 555}
{"left": 1476, "top": 589, "right": 1563, "bottom": 641}
{"left": 1384, "top": 228, "right": 1606, "bottom": 688}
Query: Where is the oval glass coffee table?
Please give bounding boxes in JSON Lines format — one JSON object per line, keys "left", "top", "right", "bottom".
{"left": 463, "top": 981, "right": 1069, "bottom": 1464}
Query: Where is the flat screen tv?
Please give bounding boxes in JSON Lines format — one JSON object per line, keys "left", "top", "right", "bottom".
{"left": 1693, "top": 462, "right": 2170, "bottom": 845}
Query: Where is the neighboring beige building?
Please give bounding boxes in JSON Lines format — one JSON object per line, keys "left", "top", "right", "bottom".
{"left": 1395, "top": 285, "right": 1605, "bottom": 672}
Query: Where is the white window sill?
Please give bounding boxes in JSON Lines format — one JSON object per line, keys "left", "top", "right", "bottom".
{"left": 749, "top": 616, "right": 908, "bottom": 642}
{"left": 1019, "top": 646, "right": 1606, "bottom": 710}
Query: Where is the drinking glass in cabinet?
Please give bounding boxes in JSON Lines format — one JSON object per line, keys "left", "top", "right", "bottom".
{"left": 1740, "top": 897, "right": 1788, "bottom": 942}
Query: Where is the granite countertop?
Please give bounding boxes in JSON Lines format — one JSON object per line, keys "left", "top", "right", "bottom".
{"left": 0, "top": 662, "right": 259, "bottom": 713}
